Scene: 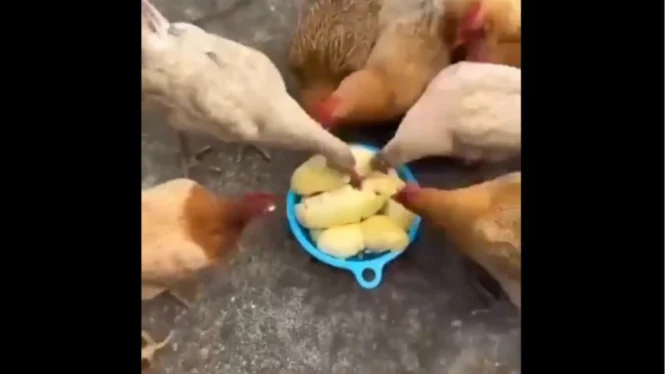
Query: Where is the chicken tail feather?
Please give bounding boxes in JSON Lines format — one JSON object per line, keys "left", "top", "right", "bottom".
{"left": 141, "top": 0, "right": 169, "bottom": 37}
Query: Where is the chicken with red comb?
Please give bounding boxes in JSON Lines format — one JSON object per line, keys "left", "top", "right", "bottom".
{"left": 446, "top": 0, "right": 521, "bottom": 67}
{"left": 312, "top": 0, "right": 451, "bottom": 130}
{"left": 289, "top": 0, "right": 381, "bottom": 123}
{"left": 392, "top": 173, "right": 521, "bottom": 311}
{"left": 141, "top": 179, "right": 277, "bottom": 365}
{"left": 141, "top": 178, "right": 277, "bottom": 308}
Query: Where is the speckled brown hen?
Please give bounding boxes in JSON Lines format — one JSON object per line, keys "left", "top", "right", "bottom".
{"left": 141, "top": 179, "right": 277, "bottom": 356}
{"left": 313, "top": 0, "right": 451, "bottom": 129}
{"left": 393, "top": 172, "right": 521, "bottom": 311}
{"left": 444, "top": 0, "right": 521, "bottom": 67}
{"left": 289, "top": 0, "right": 382, "bottom": 118}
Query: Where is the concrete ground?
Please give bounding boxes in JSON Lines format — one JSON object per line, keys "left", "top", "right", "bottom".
{"left": 141, "top": 1, "right": 521, "bottom": 373}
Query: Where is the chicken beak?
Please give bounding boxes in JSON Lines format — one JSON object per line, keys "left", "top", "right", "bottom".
{"left": 315, "top": 95, "right": 342, "bottom": 130}
{"left": 392, "top": 183, "right": 421, "bottom": 206}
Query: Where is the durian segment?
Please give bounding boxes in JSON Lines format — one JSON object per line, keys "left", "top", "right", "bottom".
{"left": 361, "top": 215, "right": 410, "bottom": 253}
{"left": 349, "top": 146, "right": 376, "bottom": 177}
{"left": 362, "top": 170, "right": 405, "bottom": 197}
{"left": 290, "top": 155, "right": 348, "bottom": 196}
{"left": 316, "top": 223, "right": 365, "bottom": 259}
{"left": 309, "top": 229, "right": 323, "bottom": 242}
{"left": 289, "top": 145, "right": 381, "bottom": 196}
{"left": 382, "top": 200, "right": 418, "bottom": 231}
{"left": 295, "top": 185, "right": 385, "bottom": 229}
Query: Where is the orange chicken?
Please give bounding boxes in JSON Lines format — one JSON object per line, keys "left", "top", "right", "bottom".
{"left": 445, "top": 0, "right": 521, "bottom": 67}
{"left": 141, "top": 179, "right": 277, "bottom": 358}
{"left": 313, "top": 0, "right": 451, "bottom": 129}
{"left": 393, "top": 172, "right": 521, "bottom": 310}
{"left": 142, "top": 178, "right": 277, "bottom": 305}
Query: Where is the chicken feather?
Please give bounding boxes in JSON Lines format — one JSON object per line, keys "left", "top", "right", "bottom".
{"left": 141, "top": 0, "right": 357, "bottom": 179}
{"left": 393, "top": 172, "right": 521, "bottom": 310}
{"left": 141, "top": 179, "right": 276, "bottom": 304}
{"left": 314, "top": 0, "right": 450, "bottom": 128}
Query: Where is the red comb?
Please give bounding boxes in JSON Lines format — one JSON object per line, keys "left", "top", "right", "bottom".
{"left": 314, "top": 95, "right": 341, "bottom": 130}
{"left": 455, "top": 2, "right": 484, "bottom": 47}
{"left": 392, "top": 183, "right": 421, "bottom": 205}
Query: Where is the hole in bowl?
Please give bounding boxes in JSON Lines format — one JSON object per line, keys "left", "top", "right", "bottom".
{"left": 361, "top": 268, "right": 376, "bottom": 282}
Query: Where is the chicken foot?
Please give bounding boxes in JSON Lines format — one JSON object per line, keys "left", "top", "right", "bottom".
{"left": 236, "top": 144, "right": 271, "bottom": 163}
{"left": 142, "top": 330, "right": 173, "bottom": 367}
{"left": 176, "top": 131, "right": 213, "bottom": 177}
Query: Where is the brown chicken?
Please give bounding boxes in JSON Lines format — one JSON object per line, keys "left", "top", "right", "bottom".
{"left": 393, "top": 172, "right": 521, "bottom": 310}
{"left": 445, "top": 0, "right": 521, "bottom": 67}
{"left": 313, "top": 0, "right": 451, "bottom": 129}
{"left": 289, "top": 0, "right": 382, "bottom": 118}
{"left": 141, "top": 179, "right": 277, "bottom": 357}
{"left": 142, "top": 178, "right": 277, "bottom": 304}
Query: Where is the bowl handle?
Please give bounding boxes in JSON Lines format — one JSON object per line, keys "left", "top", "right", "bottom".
{"left": 350, "top": 262, "right": 384, "bottom": 289}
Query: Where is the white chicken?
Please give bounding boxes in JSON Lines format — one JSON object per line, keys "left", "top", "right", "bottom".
{"left": 141, "top": 0, "right": 358, "bottom": 180}
{"left": 371, "top": 61, "right": 521, "bottom": 170}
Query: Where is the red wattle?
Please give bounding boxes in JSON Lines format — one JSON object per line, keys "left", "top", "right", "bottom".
{"left": 314, "top": 96, "right": 341, "bottom": 129}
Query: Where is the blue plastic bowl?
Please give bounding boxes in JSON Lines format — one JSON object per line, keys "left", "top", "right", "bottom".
{"left": 286, "top": 144, "right": 422, "bottom": 289}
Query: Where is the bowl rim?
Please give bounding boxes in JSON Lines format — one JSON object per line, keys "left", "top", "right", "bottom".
{"left": 285, "top": 143, "right": 422, "bottom": 289}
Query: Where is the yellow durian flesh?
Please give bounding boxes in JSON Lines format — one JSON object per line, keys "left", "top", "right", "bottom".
{"left": 290, "top": 155, "right": 348, "bottom": 196}
{"left": 361, "top": 215, "right": 410, "bottom": 253}
{"left": 295, "top": 185, "right": 385, "bottom": 229}
{"left": 309, "top": 229, "right": 323, "bottom": 242}
{"left": 315, "top": 223, "right": 365, "bottom": 259}
{"left": 361, "top": 170, "right": 405, "bottom": 197}
{"left": 349, "top": 146, "right": 375, "bottom": 176}
{"left": 382, "top": 199, "right": 418, "bottom": 231}
{"left": 289, "top": 145, "right": 381, "bottom": 197}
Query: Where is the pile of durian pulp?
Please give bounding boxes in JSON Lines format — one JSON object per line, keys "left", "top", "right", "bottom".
{"left": 291, "top": 146, "right": 418, "bottom": 259}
